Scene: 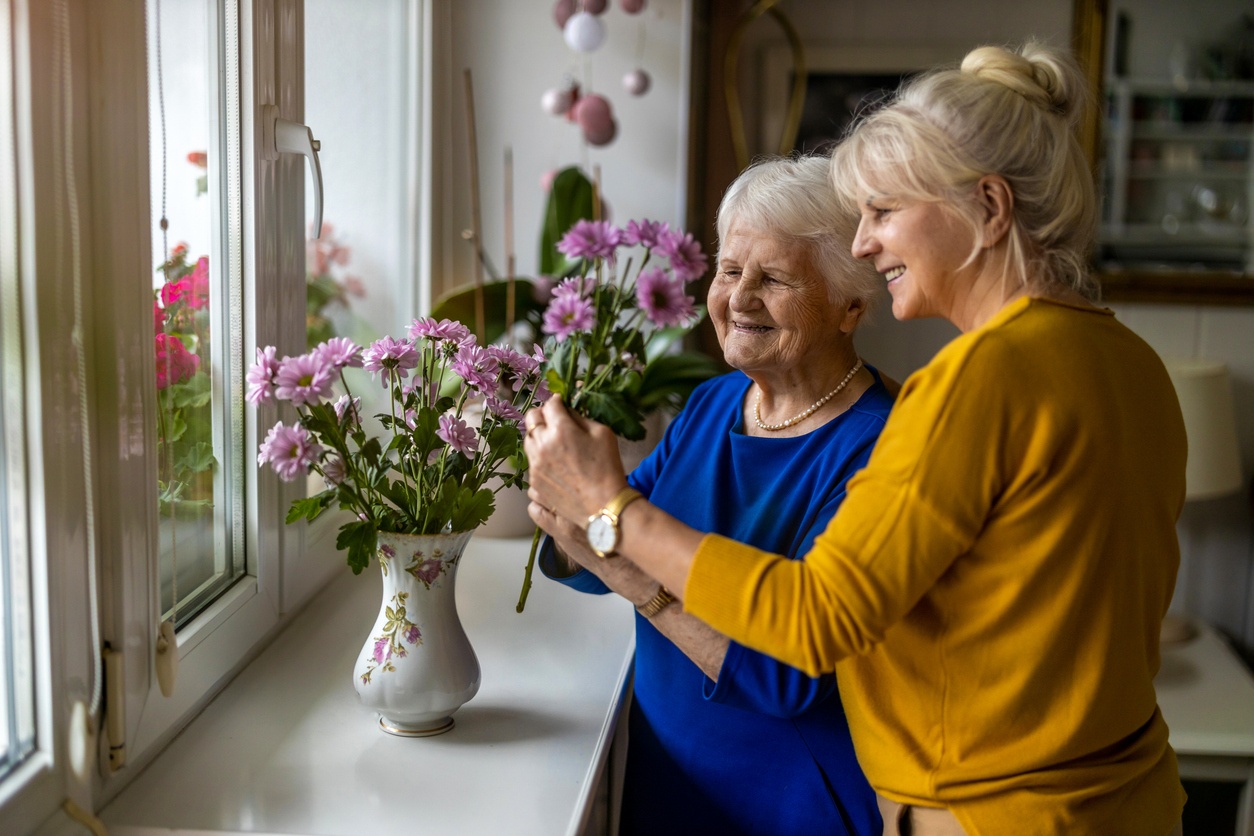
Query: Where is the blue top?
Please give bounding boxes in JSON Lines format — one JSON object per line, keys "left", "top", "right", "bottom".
{"left": 541, "top": 369, "right": 892, "bottom": 835}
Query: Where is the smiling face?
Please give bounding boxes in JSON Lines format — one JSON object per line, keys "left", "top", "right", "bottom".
{"left": 710, "top": 222, "right": 859, "bottom": 384}
{"left": 851, "top": 194, "right": 982, "bottom": 324}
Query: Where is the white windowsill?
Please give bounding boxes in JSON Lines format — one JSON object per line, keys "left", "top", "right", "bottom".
{"left": 99, "top": 534, "right": 636, "bottom": 836}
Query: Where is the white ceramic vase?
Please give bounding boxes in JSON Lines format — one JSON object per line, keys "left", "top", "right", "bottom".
{"left": 353, "top": 529, "right": 480, "bottom": 737}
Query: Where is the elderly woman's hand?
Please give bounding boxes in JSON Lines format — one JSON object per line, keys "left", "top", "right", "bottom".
{"left": 523, "top": 396, "right": 628, "bottom": 530}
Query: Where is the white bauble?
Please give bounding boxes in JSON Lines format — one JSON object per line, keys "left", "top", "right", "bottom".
{"left": 623, "top": 69, "right": 651, "bottom": 96}
{"left": 563, "top": 12, "right": 606, "bottom": 52}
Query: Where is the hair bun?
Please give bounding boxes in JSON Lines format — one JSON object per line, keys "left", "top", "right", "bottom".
{"left": 960, "top": 42, "right": 1085, "bottom": 124}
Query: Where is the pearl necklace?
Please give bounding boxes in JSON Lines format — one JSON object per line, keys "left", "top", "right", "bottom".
{"left": 753, "top": 359, "right": 864, "bottom": 431}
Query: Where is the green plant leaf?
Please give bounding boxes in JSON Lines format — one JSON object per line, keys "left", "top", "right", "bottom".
{"left": 286, "top": 490, "right": 334, "bottom": 524}
{"left": 170, "top": 371, "right": 213, "bottom": 408}
{"left": 451, "top": 486, "right": 495, "bottom": 532}
{"left": 430, "top": 279, "right": 545, "bottom": 346}
{"left": 578, "top": 389, "right": 647, "bottom": 441}
{"left": 539, "top": 167, "right": 596, "bottom": 277}
{"left": 336, "top": 519, "right": 377, "bottom": 575}
{"left": 173, "top": 441, "right": 216, "bottom": 478}
{"left": 638, "top": 352, "right": 721, "bottom": 414}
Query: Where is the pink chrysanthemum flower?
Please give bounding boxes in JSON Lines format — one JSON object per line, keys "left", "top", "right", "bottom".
{"left": 333, "top": 394, "right": 361, "bottom": 425}
{"left": 653, "top": 229, "right": 709, "bottom": 282}
{"left": 451, "top": 342, "right": 501, "bottom": 394}
{"left": 316, "top": 337, "right": 363, "bottom": 370}
{"left": 155, "top": 334, "right": 201, "bottom": 390}
{"left": 408, "top": 317, "right": 471, "bottom": 344}
{"left": 258, "top": 421, "right": 322, "bottom": 482}
{"left": 552, "top": 276, "right": 596, "bottom": 301}
{"left": 623, "top": 218, "right": 669, "bottom": 249}
{"left": 486, "top": 396, "right": 524, "bottom": 422}
{"left": 542, "top": 294, "right": 595, "bottom": 342}
{"left": 436, "top": 414, "right": 478, "bottom": 458}
{"left": 362, "top": 336, "right": 419, "bottom": 386}
{"left": 636, "top": 266, "right": 697, "bottom": 327}
{"left": 274, "top": 352, "right": 337, "bottom": 406}
{"left": 321, "top": 454, "right": 346, "bottom": 487}
{"left": 557, "top": 219, "right": 623, "bottom": 262}
{"left": 245, "top": 346, "right": 280, "bottom": 404}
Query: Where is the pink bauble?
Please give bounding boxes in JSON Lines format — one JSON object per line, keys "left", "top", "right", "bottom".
{"left": 583, "top": 0, "right": 608, "bottom": 14}
{"left": 582, "top": 116, "right": 618, "bottom": 147}
{"left": 575, "top": 93, "right": 612, "bottom": 127}
{"left": 619, "top": 0, "right": 646, "bottom": 12}
{"left": 622, "top": 69, "right": 650, "bottom": 96}
{"left": 553, "top": 0, "right": 576, "bottom": 29}
{"left": 541, "top": 87, "right": 574, "bottom": 116}
{"left": 540, "top": 169, "right": 559, "bottom": 193}
{"left": 563, "top": 12, "right": 605, "bottom": 52}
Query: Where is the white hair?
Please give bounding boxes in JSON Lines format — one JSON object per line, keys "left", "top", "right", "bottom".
{"left": 716, "top": 154, "right": 882, "bottom": 316}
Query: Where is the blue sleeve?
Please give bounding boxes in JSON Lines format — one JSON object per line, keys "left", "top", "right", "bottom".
{"left": 701, "top": 438, "right": 877, "bottom": 718}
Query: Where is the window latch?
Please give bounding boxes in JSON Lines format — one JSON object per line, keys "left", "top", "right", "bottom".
{"left": 261, "top": 103, "right": 324, "bottom": 238}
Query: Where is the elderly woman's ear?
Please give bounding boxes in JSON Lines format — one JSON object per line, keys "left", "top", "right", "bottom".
{"left": 838, "top": 297, "right": 868, "bottom": 334}
{"left": 976, "top": 174, "right": 1015, "bottom": 249}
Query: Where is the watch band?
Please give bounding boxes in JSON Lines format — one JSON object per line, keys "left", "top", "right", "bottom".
{"left": 601, "top": 485, "right": 644, "bottom": 519}
{"left": 637, "top": 585, "right": 676, "bottom": 618}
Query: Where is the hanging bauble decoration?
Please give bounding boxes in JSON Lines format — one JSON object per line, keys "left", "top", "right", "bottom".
{"left": 620, "top": 0, "right": 647, "bottom": 13}
{"left": 582, "top": 0, "right": 608, "bottom": 13}
{"left": 541, "top": 86, "right": 575, "bottom": 116}
{"left": 575, "top": 93, "right": 617, "bottom": 146}
{"left": 564, "top": 11, "right": 606, "bottom": 52}
{"left": 622, "top": 68, "right": 651, "bottom": 96}
{"left": 553, "top": 0, "right": 576, "bottom": 29}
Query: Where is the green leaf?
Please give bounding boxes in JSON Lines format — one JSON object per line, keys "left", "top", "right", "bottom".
{"left": 170, "top": 371, "right": 213, "bottom": 408}
{"left": 451, "top": 487, "right": 495, "bottom": 532}
{"left": 336, "top": 519, "right": 378, "bottom": 575}
{"left": 173, "top": 442, "right": 216, "bottom": 478}
{"left": 578, "top": 389, "right": 647, "bottom": 441}
{"left": 539, "top": 167, "right": 596, "bottom": 277}
{"left": 286, "top": 490, "right": 334, "bottom": 524}
{"left": 430, "top": 278, "right": 545, "bottom": 346}
{"left": 638, "top": 352, "right": 721, "bottom": 414}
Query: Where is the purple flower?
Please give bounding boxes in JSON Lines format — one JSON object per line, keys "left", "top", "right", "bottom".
{"left": 333, "top": 394, "right": 361, "bottom": 425}
{"left": 408, "top": 317, "right": 470, "bottom": 344}
{"left": 636, "top": 266, "right": 697, "bottom": 327}
{"left": 258, "top": 421, "right": 322, "bottom": 482}
{"left": 372, "top": 638, "right": 389, "bottom": 664}
{"left": 623, "top": 218, "right": 669, "bottom": 249}
{"left": 486, "top": 396, "right": 524, "bottom": 422}
{"left": 557, "top": 219, "right": 623, "bottom": 262}
{"left": 362, "top": 336, "right": 419, "bottom": 386}
{"left": 321, "top": 455, "right": 346, "bottom": 486}
{"left": 437, "top": 414, "right": 478, "bottom": 457}
{"left": 532, "top": 275, "right": 556, "bottom": 304}
{"left": 379, "top": 544, "right": 396, "bottom": 560}
{"left": 404, "top": 624, "right": 422, "bottom": 644}
{"left": 653, "top": 229, "right": 708, "bottom": 282}
{"left": 274, "top": 352, "right": 337, "bottom": 406}
{"left": 552, "top": 276, "right": 596, "bottom": 301}
{"left": 316, "top": 337, "right": 363, "bottom": 370}
{"left": 542, "top": 294, "right": 595, "bottom": 342}
{"left": 451, "top": 342, "right": 501, "bottom": 394}
{"left": 411, "top": 559, "right": 442, "bottom": 586}
{"left": 246, "top": 346, "right": 280, "bottom": 405}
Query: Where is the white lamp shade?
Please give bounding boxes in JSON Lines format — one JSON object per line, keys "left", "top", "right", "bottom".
{"left": 1167, "top": 360, "right": 1244, "bottom": 501}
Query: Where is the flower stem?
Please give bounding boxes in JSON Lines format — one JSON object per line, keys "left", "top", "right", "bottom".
{"left": 515, "top": 524, "right": 543, "bottom": 613}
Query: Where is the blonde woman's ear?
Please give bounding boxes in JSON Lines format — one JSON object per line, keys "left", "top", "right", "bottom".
{"left": 976, "top": 174, "right": 1015, "bottom": 248}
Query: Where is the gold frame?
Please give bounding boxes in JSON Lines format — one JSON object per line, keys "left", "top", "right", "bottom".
{"left": 1074, "top": 0, "right": 1254, "bottom": 304}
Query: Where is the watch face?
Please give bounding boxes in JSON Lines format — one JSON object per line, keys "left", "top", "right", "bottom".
{"left": 587, "top": 514, "right": 618, "bottom": 556}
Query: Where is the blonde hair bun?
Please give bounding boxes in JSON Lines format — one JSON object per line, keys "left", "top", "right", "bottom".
{"left": 961, "top": 41, "right": 1085, "bottom": 125}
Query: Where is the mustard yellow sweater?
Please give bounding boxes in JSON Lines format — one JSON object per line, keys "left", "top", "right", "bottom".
{"left": 685, "top": 298, "right": 1187, "bottom": 835}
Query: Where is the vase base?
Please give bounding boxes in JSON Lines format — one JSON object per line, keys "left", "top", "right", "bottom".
{"left": 378, "top": 715, "right": 455, "bottom": 737}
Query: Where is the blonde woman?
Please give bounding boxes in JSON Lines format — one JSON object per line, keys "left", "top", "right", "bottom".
{"left": 525, "top": 43, "right": 1186, "bottom": 836}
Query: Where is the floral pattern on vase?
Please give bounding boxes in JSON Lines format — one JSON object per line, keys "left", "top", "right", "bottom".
{"left": 353, "top": 529, "right": 480, "bottom": 737}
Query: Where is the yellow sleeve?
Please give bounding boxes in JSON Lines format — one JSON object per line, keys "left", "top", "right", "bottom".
{"left": 684, "top": 334, "right": 1008, "bottom": 676}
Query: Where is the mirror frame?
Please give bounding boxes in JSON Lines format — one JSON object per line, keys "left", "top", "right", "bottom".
{"left": 1074, "top": 0, "right": 1254, "bottom": 304}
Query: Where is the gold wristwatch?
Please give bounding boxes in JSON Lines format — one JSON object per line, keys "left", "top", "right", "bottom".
{"left": 586, "top": 486, "right": 643, "bottom": 558}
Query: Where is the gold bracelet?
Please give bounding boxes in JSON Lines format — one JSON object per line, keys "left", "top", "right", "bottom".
{"left": 636, "top": 585, "right": 676, "bottom": 618}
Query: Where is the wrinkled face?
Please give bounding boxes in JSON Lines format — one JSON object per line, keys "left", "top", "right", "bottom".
{"left": 710, "top": 222, "right": 855, "bottom": 376}
{"left": 851, "top": 195, "right": 977, "bottom": 323}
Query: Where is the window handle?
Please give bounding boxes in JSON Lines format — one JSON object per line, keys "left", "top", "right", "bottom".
{"left": 261, "top": 104, "right": 324, "bottom": 238}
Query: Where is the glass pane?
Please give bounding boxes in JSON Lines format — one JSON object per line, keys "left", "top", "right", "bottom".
{"left": 304, "top": 0, "right": 418, "bottom": 494}
{"left": 148, "top": 0, "right": 243, "bottom": 627}
{"left": 0, "top": 6, "right": 34, "bottom": 770}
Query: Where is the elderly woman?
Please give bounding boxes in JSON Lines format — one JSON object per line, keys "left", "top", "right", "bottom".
{"left": 526, "top": 43, "right": 1186, "bottom": 836}
{"left": 538, "top": 155, "right": 892, "bottom": 835}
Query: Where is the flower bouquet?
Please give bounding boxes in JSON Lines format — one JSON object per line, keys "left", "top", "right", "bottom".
{"left": 515, "top": 216, "right": 715, "bottom": 610}
{"left": 247, "top": 321, "right": 549, "bottom": 574}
